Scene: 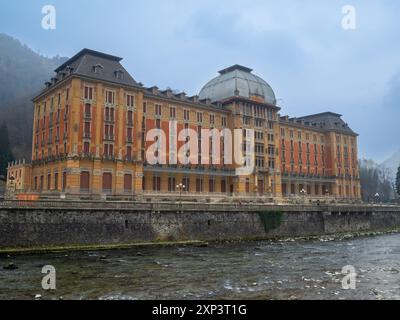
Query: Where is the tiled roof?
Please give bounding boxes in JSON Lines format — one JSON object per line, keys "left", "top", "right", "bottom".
{"left": 281, "top": 112, "right": 358, "bottom": 136}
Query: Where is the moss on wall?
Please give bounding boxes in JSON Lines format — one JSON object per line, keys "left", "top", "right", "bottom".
{"left": 258, "top": 211, "right": 283, "bottom": 234}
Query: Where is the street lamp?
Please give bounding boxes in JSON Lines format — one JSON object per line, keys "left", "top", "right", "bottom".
{"left": 300, "top": 188, "right": 307, "bottom": 203}
{"left": 176, "top": 183, "right": 186, "bottom": 206}
{"left": 374, "top": 193, "right": 380, "bottom": 204}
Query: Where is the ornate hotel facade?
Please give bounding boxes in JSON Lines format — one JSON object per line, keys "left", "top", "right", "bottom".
{"left": 6, "top": 49, "right": 361, "bottom": 200}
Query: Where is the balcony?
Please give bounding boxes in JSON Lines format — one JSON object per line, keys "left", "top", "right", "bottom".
{"left": 126, "top": 137, "right": 133, "bottom": 143}
{"left": 84, "top": 113, "right": 92, "bottom": 120}
{"left": 126, "top": 121, "right": 133, "bottom": 127}
{"left": 83, "top": 132, "right": 91, "bottom": 139}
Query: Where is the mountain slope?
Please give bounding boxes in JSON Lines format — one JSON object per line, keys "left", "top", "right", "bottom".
{"left": 0, "top": 33, "right": 67, "bottom": 159}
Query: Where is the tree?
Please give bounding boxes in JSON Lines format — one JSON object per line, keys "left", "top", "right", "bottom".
{"left": 0, "top": 122, "right": 14, "bottom": 179}
{"left": 396, "top": 164, "right": 400, "bottom": 197}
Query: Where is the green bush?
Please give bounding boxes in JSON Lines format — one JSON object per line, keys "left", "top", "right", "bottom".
{"left": 258, "top": 211, "right": 283, "bottom": 233}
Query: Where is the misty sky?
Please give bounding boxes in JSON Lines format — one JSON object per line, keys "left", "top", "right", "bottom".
{"left": 1, "top": 0, "right": 399, "bottom": 162}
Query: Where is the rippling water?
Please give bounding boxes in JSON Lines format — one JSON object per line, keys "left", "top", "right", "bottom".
{"left": 1, "top": 234, "right": 399, "bottom": 300}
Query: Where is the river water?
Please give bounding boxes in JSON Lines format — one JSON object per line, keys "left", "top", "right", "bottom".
{"left": 0, "top": 233, "right": 399, "bottom": 300}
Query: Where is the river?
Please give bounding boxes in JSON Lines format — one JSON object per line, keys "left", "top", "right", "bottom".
{"left": 0, "top": 233, "right": 399, "bottom": 300}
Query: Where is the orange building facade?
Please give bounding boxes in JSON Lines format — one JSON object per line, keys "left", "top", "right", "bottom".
{"left": 6, "top": 49, "right": 361, "bottom": 200}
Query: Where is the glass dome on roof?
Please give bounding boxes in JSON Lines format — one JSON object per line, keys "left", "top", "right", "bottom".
{"left": 199, "top": 65, "right": 276, "bottom": 105}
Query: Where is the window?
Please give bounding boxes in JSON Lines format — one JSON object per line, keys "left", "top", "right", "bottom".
{"left": 104, "top": 124, "right": 114, "bottom": 140}
{"left": 155, "top": 104, "right": 162, "bottom": 116}
{"left": 209, "top": 178, "right": 215, "bottom": 192}
{"left": 126, "top": 94, "right": 135, "bottom": 107}
{"left": 221, "top": 179, "right": 226, "bottom": 193}
{"left": 62, "top": 172, "right": 67, "bottom": 191}
{"left": 80, "top": 171, "right": 90, "bottom": 193}
{"left": 84, "top": 103, "right": 91, "bottom": 117}
{"left": 196, "top": 178, "right": 203, "bottom": 192}
{"left": 124, "top": 174, "right": 132, "bottom": 193}
{"left": 105, "top": 90, "right": 115, "bottom": 104}
{"left": 84, "top": 86, "right": 93, "bottom": 100}
{"left": 197, "top": 112, "right": 203, "bottom": 123}
{"left": 126, "top": 127, "right": 133, "bottom": 143}
{"left": 105, "top": 107, "right": 115, "bottom": 122}
{"left": 83, "top": 141, "right": 90, "bottom": 154}
{"left": 221, "top": 116, "right": 227, "bottom": 127}
{"left": 102, "top": 173, "right": 112, "bottom": 194}
{"left": 153, "top": 176, "right": 161, "bottom": 191}
{"left": 209, "top": 114, "right": 215, "bottom": 125}
{"left": 143, "top": 102, "right": 147, "bottom": 113}
{"left": 127, "top": 110, "right": 133, "bottom": 126}
{"left": 168, "top": 177, "right": 176, "bottom": 192}
{"left": 126, "top": 146, "right": 132, "bottom": 160}
{"left": 104, "top": 143, "right": 114, "bottom": 157}
{"left": 184, "top": 109, "right": 190, "bottom": 121}
{"left": 170, "top": 106, "right": 176, "bottom": 119}
{"left": 84, "top": 122, "right": 91, "bottom": 138}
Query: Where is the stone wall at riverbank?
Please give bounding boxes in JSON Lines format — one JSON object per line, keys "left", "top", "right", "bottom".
{"left": 1, "top": 204, "right": 400, "bottom": 251}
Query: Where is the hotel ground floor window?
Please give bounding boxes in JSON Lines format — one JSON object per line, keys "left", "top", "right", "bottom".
{"left": 307, "top": 185, "right": 311, "bottom": 195}
{"left": 124, "top": 174, "right": 132, "bottom": 193}
{"left": 54, "top": 172, "right": 59, "bottom": 190}
{"left": 40, "top": 176, "right": 44, "bottom": 191}
{"left": 221, "top": 179, "right": 226, "bottom": 193}
{"left": 153, "top": 176, "right": 161, "bottom": 191}
{"left": 196, "top": 178, "right": 203, "bottom": 192}
{"left": 290, "top": 184, "right": 295, "bottom": 195}
{"left": 47, "top": 173, "right": 51, "bottom": 190}
{"left": 34, "top": 177, "right": 38, "bottom": 191}
{"left": 102, "top": 172, "right": 112, "bottom": 194}
{"left": 62, "top": 172, "right": 67, "bottom": 191}
{"left": 258, "top": 180, "right": 264, "bottom": 193}
{"left": 168, "top": 177, "right": 176, "bottom": 192}
{"left": 182, "top": 177, "right": 190, "bottom": 192}
{"left": 209, "top": 179, "right": 215, "bottom": 192}
{"left": 245, "top": 179, "right": 250, "bottom": 193}
{"left": 282, "top": 183, "right": 287, "bottom": 195}
{"left": 80, "top": 171, "right": 90, "bottom": 193}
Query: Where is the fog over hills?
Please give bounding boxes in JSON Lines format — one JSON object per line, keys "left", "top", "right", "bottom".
{"left": 380, "top": 150, "right": 400, "bottom": 182}
{"left": 0, "top": 33, "right": 67, "bottom": 159}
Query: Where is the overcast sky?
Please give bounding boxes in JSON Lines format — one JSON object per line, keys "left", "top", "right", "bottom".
{"left": 1, "top": 0, "right": 399, "bottom": 162}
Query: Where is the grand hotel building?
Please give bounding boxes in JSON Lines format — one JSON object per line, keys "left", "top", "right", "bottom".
{"left": 7, "top": 49, "right": 361, "bottom": 200}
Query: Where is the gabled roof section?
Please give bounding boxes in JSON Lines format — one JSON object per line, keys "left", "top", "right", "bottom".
{"left": 296, "top": 112, "right": 357, "bottom": 136}
{"left": 37, "top": 49, "right": 138, "bottom": 97}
